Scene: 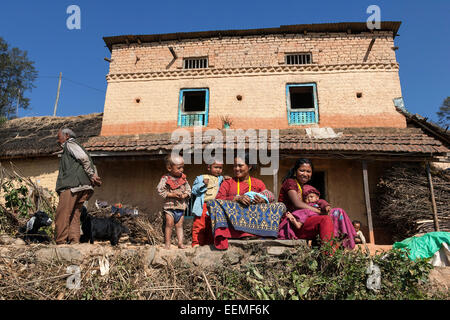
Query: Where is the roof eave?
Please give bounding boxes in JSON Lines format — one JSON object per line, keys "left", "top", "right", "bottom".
{"left": 103, "top": 21, "right": 402, "bottom": 52}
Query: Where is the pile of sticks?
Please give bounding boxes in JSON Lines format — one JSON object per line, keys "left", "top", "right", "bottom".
{"left": 374, "top": 163, "right": 450, "bottom": 241}
{"left": 86, "top": 206, "right": 164, "bottom": 245}
{"left": 0, "top": 162, "right": 57, "bottom": 235}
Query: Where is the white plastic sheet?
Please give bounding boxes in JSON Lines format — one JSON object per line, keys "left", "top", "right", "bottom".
{"left": 431, "top": 243, "right": 450, "bottom": 267}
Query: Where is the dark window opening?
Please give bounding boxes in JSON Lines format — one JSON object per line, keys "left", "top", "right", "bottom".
{"left": 290, "top": 86, "right": 314, "bottom": 109}
{"left": 183, "top": 57, "right": 208, "bottom": 69}
{"left": 286, "top": 53, "right": 312, "bottom": 65}
{"left": 183, "top": 91, "right": 206, "bottom": 112}
{"left": 309, "top": 171, "right": 326, "bottom": 200}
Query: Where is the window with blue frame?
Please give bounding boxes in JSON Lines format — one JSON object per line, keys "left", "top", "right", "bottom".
{"left": 178, "top": 88, "right": 209, "bottom": 127}
{"left": 286, "top": 83, "right": 318, "bottom": 125}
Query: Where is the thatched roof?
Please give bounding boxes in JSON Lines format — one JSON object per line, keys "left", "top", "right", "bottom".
{"left": 395, "top": 107, "right": 450, "bottom": 148}
{"left": 0, "top": 113, "right": 103, "bottom": 159}
{"left": 84, "top": 126, "right": 449, "bottom": 161}
{"left": 1, "top": 110, "right": 449, "bottom": 162}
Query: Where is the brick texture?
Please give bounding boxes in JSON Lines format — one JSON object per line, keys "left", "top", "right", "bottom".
{"left": 101, "top": 31, "right": 405, "bottom": 136}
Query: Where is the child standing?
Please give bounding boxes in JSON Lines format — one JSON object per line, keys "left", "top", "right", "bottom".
{"left": 191, "top": 161, "right": 227, "bottom": 247}
{"left": 157, "top": 155, "right": 191, "bottom": 249}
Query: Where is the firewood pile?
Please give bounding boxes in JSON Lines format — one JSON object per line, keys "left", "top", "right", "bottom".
{"left": 374, "top": 163, "right": 450, "bottom": 241}
{"left": 87, "top": 205, "right": 165, "bottom": 245}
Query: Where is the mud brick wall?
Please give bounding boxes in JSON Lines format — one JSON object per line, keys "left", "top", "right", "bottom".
{"left": 101, "top": 31, "right": 405, "bottom": 136}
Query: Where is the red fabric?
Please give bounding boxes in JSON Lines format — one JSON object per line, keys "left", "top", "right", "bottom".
{"left": 295, "top": 215, "right": 334, "bottom": 242}
{"left": 216, "top": 177, "right": 266, "bottom": 200}
{"left": 316, "top": 199, "right": 330, "bottom": 212}
{"left": 213, "top": 176, "right": 266, "bottom": 249}
{"left": 278, "top": 178, "right": 302, "bottom": 213}
{"left": 164, "top": 173, "right": 187, "bottom": 190}
{"left": 214, "top": 225, "right": 257, "bottom": 250}
{"left": 191, "top": 203, "right": 214, "bottom": 246}
{"left": 302, "top": 184, "right": 320, "bottom": 199}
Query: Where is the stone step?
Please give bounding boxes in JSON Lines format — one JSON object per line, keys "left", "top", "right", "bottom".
{"left": 228, "top": 239, "right": 307, "bottom": 248}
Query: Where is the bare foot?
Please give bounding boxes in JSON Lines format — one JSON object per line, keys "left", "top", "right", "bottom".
{"left": 164, "top": 244, "right": 171, "bottom": 249}
{"left": 178, "top": 244, "right": 187, "bottom": 249}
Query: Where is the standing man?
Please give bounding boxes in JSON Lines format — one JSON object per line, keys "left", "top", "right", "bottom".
{"left": 55, "top": 128, "right": 102, "bottom": 244}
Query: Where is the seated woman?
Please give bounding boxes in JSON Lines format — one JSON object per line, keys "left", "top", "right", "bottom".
{"left": 277, "top": 158, "right": 337, "bottom": 248}
{"left": 207, "top": 152, "right": 286, "bottom": 250}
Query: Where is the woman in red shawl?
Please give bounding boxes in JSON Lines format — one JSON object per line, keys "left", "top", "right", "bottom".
{"left": 277, "top": 158, "right": 335, "bottom": 246}
{"left": 208, "top": 152, "right": 285, "bottom": 249}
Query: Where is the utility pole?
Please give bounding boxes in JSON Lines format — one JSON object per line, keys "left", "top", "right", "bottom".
{"left": 53, "top": 72, "right": 62, "bottom": 116}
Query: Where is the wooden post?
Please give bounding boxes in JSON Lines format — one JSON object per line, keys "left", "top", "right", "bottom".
{"left": 273, "top": 169, "right": 278, "bottom": 199}
{"left": 426, "top": 163, "right": 440, "bottom": 231}
{"left": 362, "top": 161, "right": 375, "bottom": 244}
{"left": 53, "top": 72, "right": 62, "bottom": 116}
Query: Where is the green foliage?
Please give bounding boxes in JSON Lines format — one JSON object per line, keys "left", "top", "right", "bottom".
{"left": 2, "top": 178, "right": 33, "bottom": 217}
{"left": 0, "top": 37, "right": 38, "bottom": 117}
{"left": 0, "top": 176, "right": 56, "bottom": 237}
{"left": 216, "top": 240, "right": 436, "bottom": 300}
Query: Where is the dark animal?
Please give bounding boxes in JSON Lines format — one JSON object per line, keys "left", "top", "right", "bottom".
{"left": 20, "top": 211, "right": 53, "bottom": 243}
{"left": 80, "top": 207, "right": 129, "bottom": 246}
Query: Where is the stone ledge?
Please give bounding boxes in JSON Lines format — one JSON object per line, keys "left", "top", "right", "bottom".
{"left": 228, "top": 239, "right": 307, "bottom": 248}
{"left": 0, "top": 239, "right": 309, "bottom": 269}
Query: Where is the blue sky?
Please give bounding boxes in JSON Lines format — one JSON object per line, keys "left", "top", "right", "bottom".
{"left": 1, "top": 0, "right": 449, "bottom": 123}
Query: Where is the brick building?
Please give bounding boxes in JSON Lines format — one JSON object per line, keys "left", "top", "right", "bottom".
{"left": 100, "top": 22, "right": 405, "bottom": 135}
{"left": 1, "top": 22, "right": 449, "bottom": 245}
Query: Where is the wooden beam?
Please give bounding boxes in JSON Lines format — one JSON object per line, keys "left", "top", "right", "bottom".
{"left": 168, "top": 47, "right": 177, "bottom": 59}
{"left": 363, "top": 38, "right": 376, "bottom": 62}
{"left": 273, "top": 169, "right": 278, "bottom": 200}
{"left": 426, "top": 163, "right": 440, "bottom": 231}
{"left": 362, "top": 161, "right": 375, "bottom": 244}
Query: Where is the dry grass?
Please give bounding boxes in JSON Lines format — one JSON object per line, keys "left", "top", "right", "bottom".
{"left": 0, "top": 244, "right": 234, "bottom": 300}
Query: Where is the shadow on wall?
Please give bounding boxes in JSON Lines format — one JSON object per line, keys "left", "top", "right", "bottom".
{"left": 91, "top": 158, "right": 278, "bottom": 214}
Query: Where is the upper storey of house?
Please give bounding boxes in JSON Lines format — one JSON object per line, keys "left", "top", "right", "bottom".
{"left": 100, "top": 22, "right": 406, "bottom": 136}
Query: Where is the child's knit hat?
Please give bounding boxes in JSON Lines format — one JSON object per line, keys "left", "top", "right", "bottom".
{"left": 302, "top": 185, "right": 320, "bottom": 200}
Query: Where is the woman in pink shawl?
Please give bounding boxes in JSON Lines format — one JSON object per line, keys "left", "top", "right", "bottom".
{"left": 277, "top": 158, "right": 357, "bottom": 249}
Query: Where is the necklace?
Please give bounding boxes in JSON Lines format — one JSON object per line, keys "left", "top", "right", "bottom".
{"left": 237, "top": 177, "right": 251, "bottom": 195}
{"left": 296, "top": 179, "right": 302, "bottom": 196}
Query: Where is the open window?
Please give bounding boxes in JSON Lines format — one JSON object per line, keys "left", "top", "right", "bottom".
{"left": 309, "top": 171, "right": 326, "bottom": 200}
{"left": 178, "top": 88, "right": 209, "bottom": 127}
{"left": 286, "top": 83, "right": 318, "bottom": 125}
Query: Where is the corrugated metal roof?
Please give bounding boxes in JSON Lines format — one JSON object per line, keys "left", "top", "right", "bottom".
{"left": 103, "top": 21, "right": 402, "bottom": 52}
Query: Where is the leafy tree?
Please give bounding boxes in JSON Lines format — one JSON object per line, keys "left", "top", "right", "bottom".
{"left": 436, "top": 96, "right": 450, "bottom": 128}
{"left": 0, "top": 37, "right": 38, "bottom": 118}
